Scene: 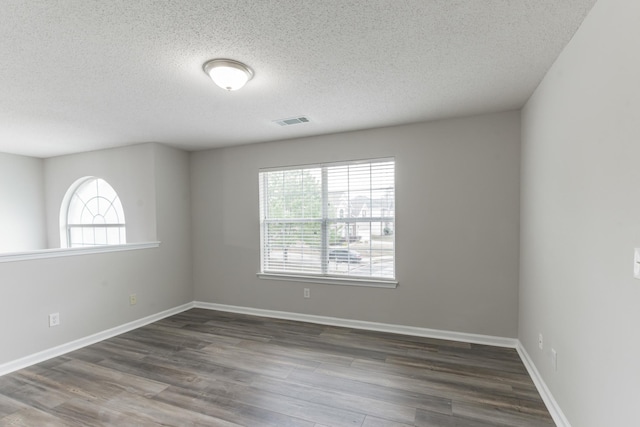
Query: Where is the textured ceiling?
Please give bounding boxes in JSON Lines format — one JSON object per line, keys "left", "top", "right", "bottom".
{"left": 0, "top": 0, "right": 597, "bottom": 158}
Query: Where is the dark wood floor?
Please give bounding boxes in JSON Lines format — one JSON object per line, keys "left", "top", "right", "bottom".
{"left": 0, "top": 309, "right": 554, "bottom": 426}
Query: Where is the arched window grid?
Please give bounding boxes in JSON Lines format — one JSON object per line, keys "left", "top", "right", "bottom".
{"left": 73, "top": 196, "right": 122, "bottom": 225}
{"left": 64, "top": 177, "right": 126, "bottom": 248}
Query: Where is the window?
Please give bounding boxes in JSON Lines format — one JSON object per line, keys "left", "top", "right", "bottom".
{"left": 259, "top": 158, "right": 395, "bottom": 281}
{"left": 61, "top": 177, "right": 126, "bottom": 248}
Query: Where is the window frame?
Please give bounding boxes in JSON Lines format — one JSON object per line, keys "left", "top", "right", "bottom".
{"left": 60, "top": 176, "right": 127, "bottom": 248}
{"left": 258, "top": 158, "right": 397, "bottom": 288}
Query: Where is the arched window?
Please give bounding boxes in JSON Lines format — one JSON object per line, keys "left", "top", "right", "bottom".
{"left": 60, "top": 177, "right": 126, "bottom": 248}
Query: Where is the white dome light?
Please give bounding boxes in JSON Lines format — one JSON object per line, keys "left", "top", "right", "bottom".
{"left": 203, "top": 59, "right": 254, "bottom": 91}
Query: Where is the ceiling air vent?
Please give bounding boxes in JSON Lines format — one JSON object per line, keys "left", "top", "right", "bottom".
{"left": 273, "top": 116, "right": 310, "bottom": 127}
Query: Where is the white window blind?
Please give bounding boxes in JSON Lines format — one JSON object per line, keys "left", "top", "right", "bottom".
{"left": 259, "top": 158, "right": 395, "bottom": 280}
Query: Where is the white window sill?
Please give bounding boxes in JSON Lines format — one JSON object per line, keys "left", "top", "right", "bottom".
{"left": 257, "top": 272, "right": 398, "bottom": 288}
{"left": 0, "top": 241, "right": 161, "bottom": 263}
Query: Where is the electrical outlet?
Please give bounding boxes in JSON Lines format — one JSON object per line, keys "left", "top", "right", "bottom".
{"left": 634, "top": 249, "right": 640, "bottom": 279}
{"left": 551, "top": 348, "right": 558, "bottom": 371}
{"left": 538, "top": 333, "right": 543, "bottom": 350}
{"left": 49, "top": 312, "right": 60, "bottom": 327}
{"left": 304, "top": 288, "right": 310, "bottom": 298}
{"left": 129, "top": 293, "right": 137, "bottom": 305}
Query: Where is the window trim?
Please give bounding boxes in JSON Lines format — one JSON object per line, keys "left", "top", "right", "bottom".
{"left": 60, "top": 176, "right": 127, "bottom": 248}
{"left": 257, "top": 272, "right": 398, "bottom": 288}
{"left": 258, "top": 157, "right": 396, "bottom": 284}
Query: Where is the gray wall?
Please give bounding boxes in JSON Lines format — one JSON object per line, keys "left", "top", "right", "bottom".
{"left": 44, "top": 144, "right": 158, "bottom": 247}
{"left": 0, "top": 153, "right": 46, "bottom": 252}
{"left": 0, "top": 143, "right": 192, "bottom": 365}
{"left": 520, "top": 0, "right": 640, "bottom": 425}
{"left": 153, "top": 143, "right": 194, "bottom": 308}
{"left": 192, "top": 111, "right": 521, "bottom": 337}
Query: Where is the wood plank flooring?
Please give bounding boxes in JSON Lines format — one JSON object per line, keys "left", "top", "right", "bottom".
{"left": 0, "top": 309, "right": 554, "bottom": 426}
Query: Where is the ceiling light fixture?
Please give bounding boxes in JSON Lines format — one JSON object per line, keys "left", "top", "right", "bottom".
{"left": 203, "top": 59, "right": 254, "bottom": 91}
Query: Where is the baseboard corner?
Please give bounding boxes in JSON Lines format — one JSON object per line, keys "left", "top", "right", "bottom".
{"left": 516, "top": 340, "right": 571, "bottom": 427}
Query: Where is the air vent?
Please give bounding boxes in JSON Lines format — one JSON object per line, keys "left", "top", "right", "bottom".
{"left": 273, "top": 116, "right": 311, "bottom": 127}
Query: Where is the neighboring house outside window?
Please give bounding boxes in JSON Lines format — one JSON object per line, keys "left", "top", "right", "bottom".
{"left": 258, "top": 158, "right": 395, "bottom": 280}
{"left": 60, "top": 177, "right": 126, "bottom": 248}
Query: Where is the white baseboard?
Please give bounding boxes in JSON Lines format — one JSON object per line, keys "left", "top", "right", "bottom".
{"left": 517, "top": 341, "right": 570, "bottom": 427}
{"left": 0, "top": 299, "right": 567, "bottom": 427}
{"left": 198, "top": 302, "right": 570, "bottom": 425}
{"left": 193, "top": 301, "right": 518, "bottom": 348}
{"left": 0, "top": 302, "right": 195, "bottom": 377}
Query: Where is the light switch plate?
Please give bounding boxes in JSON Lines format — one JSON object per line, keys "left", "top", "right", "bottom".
{"left": 635, "top": 249, "right": 640, "bottom": 279}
